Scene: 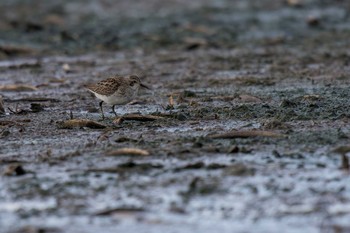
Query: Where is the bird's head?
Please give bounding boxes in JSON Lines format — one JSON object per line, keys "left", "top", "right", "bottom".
{"left": 128, "top": 75, "right": 150, "bottom": 91}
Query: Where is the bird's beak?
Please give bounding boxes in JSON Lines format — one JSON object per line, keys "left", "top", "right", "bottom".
{"left": 140, "top": 83, "right": 151, "bottom": 90}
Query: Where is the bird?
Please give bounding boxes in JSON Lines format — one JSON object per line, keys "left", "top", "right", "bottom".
{"left": 85, "top": 75, "right": 150, "bottom": 119}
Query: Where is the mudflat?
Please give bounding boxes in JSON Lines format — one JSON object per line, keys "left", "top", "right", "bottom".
{"left": 1, "top": 1, "right": 350, "bottom": 232}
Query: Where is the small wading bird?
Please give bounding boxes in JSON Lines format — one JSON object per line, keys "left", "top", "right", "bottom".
{"left": 85, "top": 75, "right": 150, "bottom": 119}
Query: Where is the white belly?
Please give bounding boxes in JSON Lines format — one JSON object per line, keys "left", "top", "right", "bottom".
{"left": 95, "top": 92, "right": 133, "bottom": 105}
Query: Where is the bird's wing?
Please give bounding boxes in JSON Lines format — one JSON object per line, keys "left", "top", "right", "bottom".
{"left": 85, "top": 77, "right": 122, "bottom": 96}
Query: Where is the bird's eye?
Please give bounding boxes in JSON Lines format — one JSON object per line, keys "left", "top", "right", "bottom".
{"left": 130, "top": 81, "right": 136, "bottom": 86}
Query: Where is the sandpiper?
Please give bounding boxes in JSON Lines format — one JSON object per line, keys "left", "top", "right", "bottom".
{"left": 85, "top": 75, "right": 150, "bottom": 119}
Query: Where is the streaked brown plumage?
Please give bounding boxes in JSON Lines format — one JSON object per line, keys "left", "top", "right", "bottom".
{"left": 85, "top": 75, "right": 149, "bottom": 119}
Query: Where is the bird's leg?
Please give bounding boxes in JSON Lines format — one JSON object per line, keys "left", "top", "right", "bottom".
{"left": 111, "top": 105, "right": 117, "bottom": 116}
{"left": 99, "top": 101, "right": 105, "bottom": 120}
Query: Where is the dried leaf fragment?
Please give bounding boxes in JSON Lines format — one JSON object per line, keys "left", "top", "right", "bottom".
{"left": 113, "top": 117, "right": 124, "bottom": 125}
{"left": 123, "top": 114, "right": 163, "bottom": 121}
{"left": 94, "top": 207, "right": 145, "bottom": 216}
{"left": 113, "top": 114, "right": 163, "bottom": 124}
{"left": 303, "top": 95, "right": 321, "bottom": 101}
{"left": 235, "top": 94, "right": 262, "bottom": 103}
{"left": 224, "top": 163, "right": 255, "bottom": 176}
{"left": 57, "top": 119, "right": 106, "bottom": 129}
{"left": 0, "top": 44, "right": 36, "bottom": 56}
{"left": 209, "top": 130, "right": 285, "bottom": 139}
{"left": 287, "top": 0, "right": 302, "bottom": 7}
{"left": 0, "top": 84, "right": 38, "bottom": 92}
{"left": 0, "top": 95, "right": 5, "bottom": 115}
{"left": 106, "top": 148, "right": 150, "bottom": 156}
{"left": 7, "top": 97, "right": 60, "bottom": 102}
{"left": 0, "top": 120, "right": 17, "bottom": 126}
{"left": 169, "top": 95, "right": 174, "bottom": 108}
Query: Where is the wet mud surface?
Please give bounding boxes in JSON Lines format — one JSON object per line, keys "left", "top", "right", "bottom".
{"left": 1, "top": 0, "right": 350, "bottom": 232}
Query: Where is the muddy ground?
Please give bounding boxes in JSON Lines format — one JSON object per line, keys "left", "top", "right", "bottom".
{"left": 1, "top": 0, "right": 350, "bottom": 232}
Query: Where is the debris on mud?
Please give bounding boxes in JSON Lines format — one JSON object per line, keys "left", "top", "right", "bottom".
{"left": 0, "top": 95, "right": 4, "bottom": 115}
{"left": 180, "top": 177, "right": 221, "bottom": 202}
{"left": 30, "top": 103, "right": 44, "bottom": 113}
{"left": 0, "top": 84, "right": 38, "bottom": 92}
{"left": 94, "top": 207, "right": 145, "bottom": 216}
{"left": 333, "top": 146, "right": 350, "bottom": 170}
{"left": 3, "top": 164, "right": 27, "bottom": 176}
{"left": 0, "top": 44, "right": 37, "bottom": 57}
{"left": 6, "top": 97, "right": 60, "bottom": 103}
{"left": 341, "top": 154, "right": 350, "bottom": 170}
{"left": 62, "top": 63, "right": 71, "bottom": 73}
{"left": 9, "top": 226, "right": 61, "bottom": 233}
{"left": 307, "top": 15, "right": 321, "bottom": 27}
{"left": 262, "top": 119, "right": 291, "bottom": 130}
{"left": 7, "top": 104, "right": 31, "bottom": 115}
{"left": 56, "top": 119, "right": 106, "bottom": 129}
{"left": 7, "top": 103, "right": 46, "bottom": 115}
{"left": 227, "top": 145, "right": 252, "bottom": 154}
{"left": 114, "top": 137, "right": 138, "bottom": 143}
{"left": 234, "top": 94, "right": 263, "bottom": 103}
{"left": 167, "top": 95, "right": 175, "bottom": 110}
{"left": 223, "top": 163, "right": 256, "bottom": 176}
{"left": 113, "top": 114, "right": 163, "bottom": 125}
{"left": 209, "top": 130, "right": 285, "bottom": 139}
{"left": 0, "top": 119, "right": 29, "bottom": 128}
{"left": 174, "top": 162, "right": 226, "bottom": 172}
{"left": 106, "top": 148, "right": 150, "bottom": 156}
{"left": 0, "top": 129, "right": 10, "bottom": 138}
{"left": 87, "top": 161, "right": 163, "bottom": 174}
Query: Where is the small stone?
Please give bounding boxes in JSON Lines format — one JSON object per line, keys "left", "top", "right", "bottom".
{"left": 62, "top": 63, "right": 71, "bottom": 72}
{"left": 228, "top": 145, "right": 239, "bottom": 153}
{"left": 3, "top": 164, "right": 26, "bottom": 176}
{"left": 30, "top": 103, "right": 44, "bottom": 112}
{"left": 307, "top": 16, "right": 320, "bottom": 27}
{"left": 224, "top": 163, "right": 255, "bottom": 176}
{"left": 176, "top": 113, "right": 188, "bottom": 121}
{"left": 0, "top": 130, "right": 10, "bottom": 138}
